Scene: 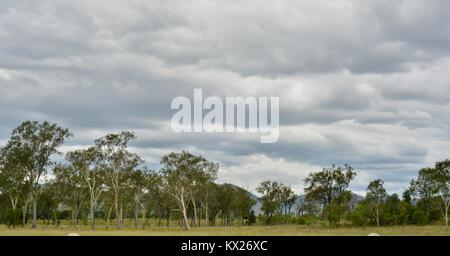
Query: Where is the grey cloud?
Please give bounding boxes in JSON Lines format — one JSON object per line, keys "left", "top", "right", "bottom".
{"left": 1, "top": 0, "right": 450, "bottom": 194}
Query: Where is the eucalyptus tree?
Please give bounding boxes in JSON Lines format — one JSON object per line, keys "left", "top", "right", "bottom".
{"left": 232, "top": 186, "right": 256, "bottom": 225}
{"left": 383, "top": 193, "right": 402, "bottom": 225}
{"left": 304, "top": 165, "right": 356, "bottom": 224}
{"left": 366, "top": 179, "right": 387, "bottom": 226}
{"left": 256, "top": 181, "right": 282, "bottom": 222}
{"left": 201, "top": 161, "right": 218, "bottom": 226}
{"left": 216, "top": 184, "right": 237, "bottom": 226}
{"left": 1, "top": 137, "right": 34, "bottom": 227}
{"left": 8, "top": 121, "right": 71, "bottom": 229}
{"left": 101, "top": 189, "right": 115, "bottom": 229}
{"left": 189, "top": 160, "right": 218, "bottom": 227}
{"left": 37, "top": 181, "right": 60, "bottom": 226}
{"left": 206, "top": 183, "right": 222, "bottom": 226}
{"left": 208, "top": 184, "right": 256, "bottom": 226}
{"left": 139, "top": 170, "right": 162, "bottom": 228}
{"left": 66, "top": 147, "right": 105, "bottom": 229}
{"left": 0, "top": 144, "right": 30, "bottom": 228}
{"left": 128, "top": 168, "right": 150, "bottom": 228}
{"left": 435, "top": 160, "right": 450, "bottom": 228}
{"left": 409, "top": 160, "right": 450, "bottom": 228}
{"left": 95, "top": 131, "right": 142, "bottom": 229}
{"left": 160, "top": 151, "right": 210, "bottom": 230}
{"left": 53, "top": 164, "right": 87, "bottom": 228}
{"left": 147, "top": 172, "right": 173, "bottom": 226}
{"left": 409, "top": 167, "right": 438, "bottom": 222}
{"left": 279, "top": 185, "right": 296, "bottom": 215}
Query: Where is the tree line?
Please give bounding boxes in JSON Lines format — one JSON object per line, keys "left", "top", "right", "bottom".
{"left": 256, "top": 163, "right": 449, "bottom": 228}
{"left": 0, "top": 121, "right": 449, "bottom": 230}
{"left": 0, "top": 121, "right": 255, "bottom": 230}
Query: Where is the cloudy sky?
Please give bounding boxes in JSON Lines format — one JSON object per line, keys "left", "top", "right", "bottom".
{"left": 1, "top": 0, "right": 450, "bottom": 195}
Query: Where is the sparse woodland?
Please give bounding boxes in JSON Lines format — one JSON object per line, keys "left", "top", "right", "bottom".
{"left": 0, "top": 121, "right": 449, "bottom": 230}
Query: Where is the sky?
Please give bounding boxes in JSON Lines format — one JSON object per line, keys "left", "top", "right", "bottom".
{"left": 1, "top": 0, "right": 450, "bottom": 195}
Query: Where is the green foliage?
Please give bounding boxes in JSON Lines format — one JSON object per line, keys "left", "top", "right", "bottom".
{"left": 256, "top": 181, "right": 296, "bottom": 223}
{"left": 365, "top": 179, "right": 387, "bottom": 226}
{"left": 6, "top": 121, "right": 72, "bottom": 229}
{"left": 304, "top": 165, "right": 356, "bottom": 224}
{"left": 256, "top": 181, "right": 282, "bottom": 222}
{"left": 411, "top": 209, "right": 428, "bottom": 225}
{"left": 3, "top": 209, "right": 22, "bottom": 228}
{"left": 295, "top": 215, "right": 318, "bottom": 226}
{"left": 408, "top": 160, "right": 450, "bottom": 227}
{"left": 381, "top": 194, "right": 401, "bottom": 225}
{"left": 257, "top": 214, "right": 318, "bottom": 226}
{"left": 1, "top": 120, "right": 450, "bottom": 230}
{"left": 347, "top": 201, "right": 369, "bottom": 226}
{"left": 248, "top": 210, "right": 256, "bottom": 225}
{"left": 397, "top": 200, "right": 413, "bottom": 224}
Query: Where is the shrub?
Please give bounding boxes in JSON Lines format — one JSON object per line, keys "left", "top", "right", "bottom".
{"left": 411, "top": 209, "right": 428, "bottom": 225}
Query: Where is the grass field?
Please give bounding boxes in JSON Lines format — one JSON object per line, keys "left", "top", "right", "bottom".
{"left": 0, "top": 225, "right": 449, "bottom": 236}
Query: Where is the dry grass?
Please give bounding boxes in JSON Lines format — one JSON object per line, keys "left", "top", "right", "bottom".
{"left": 0, "top": 225, "right": 449, "bottom": 236}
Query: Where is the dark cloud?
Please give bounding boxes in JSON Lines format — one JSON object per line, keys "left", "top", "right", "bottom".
{"left": 1, "top": 0, "right": 450, "bottom": 194}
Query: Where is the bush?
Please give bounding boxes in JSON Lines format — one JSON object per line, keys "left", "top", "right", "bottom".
{"left": 248, "top": 210, "right": 256, "bottom": 225}
{"left": 3, "top": 208, "right": 22, "bottom": 228}
{"left": 256, "top": 214, "right": 318, "bottom": 226}
{"left": 347, "top": 202, "right": 369, "bottom": 226}
{"left": 300, "top": 215, "right": 318, "bottom": 226}
{"left": 348, "top": 211, "right": 367, "bottom": 227}
{"left": 324, "top": 203, "right": 345, "bottom": 226}
{"left": 411, "top": 209, "right": 428, "bottom": 225}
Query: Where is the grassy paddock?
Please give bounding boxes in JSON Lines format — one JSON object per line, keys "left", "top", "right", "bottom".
{"left": 0, "top": 225, "right": 449, "bottom": 236}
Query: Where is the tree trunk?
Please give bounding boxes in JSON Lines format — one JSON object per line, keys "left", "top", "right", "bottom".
{"left": 445, "top": 208, "right": 448, "bottom": 229}
{"left": 54, "top": 210, "right": 58, "bottom": 228}
{"left": 32, "top": 195, "right": 37, "bottom": 229}
{"left": 71, "top": 205, "right": 81, "bottom": 229}
{"left": 120, "top": 204, "right": 123, "bottom": 226}
{"left": 11, "top": 209, "right": 16, "bottom": 229}
{"left": 22, "top": 203, "right": 28, "bottom": 227}
{"left": 9, "top": 198, "right": 17, "bottom": 229}
{"left": 181, "top": 196, "right": 190, "bottom": 230}
{"left": 105, "top": 205, "right": 113, "bottom": 229}
{"left": 134, "top": 202, "right": 139, "bottom": 228}
{"left": 376, "top": 206, "right": 380, "bottom": 227}
{"left": 114, "top": 188, "right": 120, "bottom": 229}
{"left": 445, "top": 201, "right": 449, "bottom": 230}
{"left": 90, "top": 201, "right": 96, "bottom": 230}
{"left": 142, "top": 209, "right": 146, "bottom": 229}
{"left": 71, "top": 210, "right": 76, "bottom": 229}
{"left": 205, "top": 202, "right": 209, "bottom": 227}
{"left": 205, "top": 187, "right": 209, "bottom": 226}
{"left": 192, "top": 197, "right": 198, "bottom": 227}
